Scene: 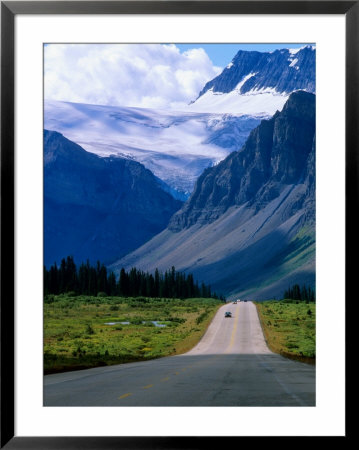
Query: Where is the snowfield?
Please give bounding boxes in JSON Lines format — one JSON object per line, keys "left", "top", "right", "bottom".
{"left": 189, "top": 87, "right": 289, "bottom": 115}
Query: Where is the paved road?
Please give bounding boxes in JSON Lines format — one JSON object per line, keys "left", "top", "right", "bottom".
{"left": 44, "top": 301, "right": 315, "bottom": 406}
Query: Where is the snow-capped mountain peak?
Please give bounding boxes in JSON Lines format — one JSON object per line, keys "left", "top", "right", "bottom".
{"left": 189, "top": 46, "right": 315, "bottom": 115}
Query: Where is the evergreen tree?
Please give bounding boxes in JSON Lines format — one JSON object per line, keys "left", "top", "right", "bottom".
{"left": 44, "top": 266, "right": 49, "bottom": 296}
{"left": 154, "top": 268, "right": 160, "bottom": 297}
{"left": 107, "top": 271, "right": 117, "bottom": 296}
{"left": 44, "top": 256, "right": 224, "bottom": 300}
{"left": 66, "top": 256, "right": 78, "bottom": 292}
{"left": 146, "top": 274, "right": 155, "bottom": 298}
{"left": 58, "top": 258, "right": 67, "bottom": 293}
{"left": 78, "top": 261, "right": 90, "bottom": 295}
{"left": 49, "top": 262, "right": 59, "bottom": 294}
{"left": 283, "top": 283, "right": 315, "bottom": 301}
{"left": 97, "top": 263, "right": 108, "bottom": 294}
{"left": 118, "top": 268, "right": 129, "bottom": 296}
{"left": 89, "top": 267, "right": 97, "bottom": 296}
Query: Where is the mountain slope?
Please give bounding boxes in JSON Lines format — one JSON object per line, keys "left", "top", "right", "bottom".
{"left": 110, "top": 91, "right": 316, "bottom": 300}
{"left": 44, "top": 130, "right": 183, "bottom": 266}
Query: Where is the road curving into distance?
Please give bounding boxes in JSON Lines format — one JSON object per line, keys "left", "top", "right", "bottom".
{"left": 44, "top": 301, "right": 315, "bottom": 406}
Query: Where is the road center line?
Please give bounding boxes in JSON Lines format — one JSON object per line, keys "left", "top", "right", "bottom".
{"left": 142, "top": 384, "right": 154, "bottom": 389}
{"left": 118, "top": 393, "right": 132, "bottom": 399}
{"left": 226, "top": 304, "right": 241, "bottom": 353}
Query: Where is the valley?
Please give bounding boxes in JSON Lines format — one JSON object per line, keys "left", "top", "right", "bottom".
{"left": 44, "top": 44, "right": 316, "bottom": 301}
{"left": 42, "top": 43, "right": 317, "bottom": 408}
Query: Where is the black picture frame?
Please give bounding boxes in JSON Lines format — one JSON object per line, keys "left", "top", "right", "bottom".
{"left": 1, "top": 1, "right": 354, "bottom": 447}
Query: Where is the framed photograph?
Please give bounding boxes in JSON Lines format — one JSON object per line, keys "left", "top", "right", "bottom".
{"left": 1, "top": 1, "right": 354, "bottom": 446}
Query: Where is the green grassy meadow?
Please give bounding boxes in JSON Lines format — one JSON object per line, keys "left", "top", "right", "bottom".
{"left": 44, "top": 294, "right": 222, "bottom": 374}
{"left": 255, "top": 299, "right": 316, "bottom": 364}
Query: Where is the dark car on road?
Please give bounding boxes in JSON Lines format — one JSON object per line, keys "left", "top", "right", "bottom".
{"left": 225, "top": 311, "right": 232, "bottom": 318}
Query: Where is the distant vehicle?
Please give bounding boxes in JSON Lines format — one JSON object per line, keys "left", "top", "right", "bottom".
{"left": 225, "top": 311, "right": 232, "bottom": 318}
{"left": 244, "top": 300, "right": 247, "bottom": 302}
{"left": 233, "top": 301, "right": 237, "bottom": 304}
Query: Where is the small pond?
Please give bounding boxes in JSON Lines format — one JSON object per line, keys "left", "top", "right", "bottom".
{"left": 104, "top": 321, "right": 166, "bottom": 328}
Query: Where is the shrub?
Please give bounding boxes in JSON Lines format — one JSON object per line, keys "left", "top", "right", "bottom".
{"left": 131, "top": 319, "right": 142, "bottom": 325}
{"left": 287, "top": 343, "right": 299, "bottom": 349}
{"left": 171, "top": 317, "right": 186, "bottom": 324}
{"left": 44, "top": 352, "right": 57, "bottom": 361}
{"left": 136, "top": 297, "right": 149, "bottom": 303}
{"left": 44, "top": 295, "right": 55, "bottom": 304}
{"left": 85, "top": 324, "right": 95, "bottom": 335}
{"left": 196, "top": 312, "right": 208, "bottom": 325}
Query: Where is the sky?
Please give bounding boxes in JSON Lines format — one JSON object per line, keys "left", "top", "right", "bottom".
{"left": 175, "top": 43, "right": 311, "bottom": 67}
{"left": 44, "top": 43, "right": 310, "bottom": 110}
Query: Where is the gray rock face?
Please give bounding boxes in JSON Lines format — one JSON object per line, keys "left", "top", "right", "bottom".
{"left": 169, "top": 91, "right": 315, "bottom": 231}
{"left": 111, "top": 91, "right": 316, "bottom": 300}
{"left": 44, "top": 130, "right": 183, "bottom": 266}
{"left": 197, "top": 46, "right": 315, "bottom": 99}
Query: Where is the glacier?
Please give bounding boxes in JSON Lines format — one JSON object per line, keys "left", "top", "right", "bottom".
{"left": 44, "top": 100, "right": 264, "bottom": 197}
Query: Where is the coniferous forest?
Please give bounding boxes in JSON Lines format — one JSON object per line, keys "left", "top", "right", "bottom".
{"left": 283, "top": 284, "right": 315, "bottom": 302}
{"left": 44, "top": 256, "right": 225, "bottom": 301}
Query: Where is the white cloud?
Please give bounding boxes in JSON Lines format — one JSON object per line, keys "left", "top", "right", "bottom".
{"left": 44, "top": 44, "right": 221, "bottom": 110}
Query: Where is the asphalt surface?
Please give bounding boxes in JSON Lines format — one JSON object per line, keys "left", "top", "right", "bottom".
{"left": 44, "top": 301, "right": 315, "bottom": 406}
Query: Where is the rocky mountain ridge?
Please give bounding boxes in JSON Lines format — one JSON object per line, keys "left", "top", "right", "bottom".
{"left": 170, "top": 91, "right": 315, "bottom": 231}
